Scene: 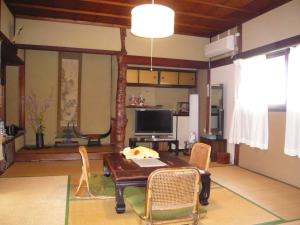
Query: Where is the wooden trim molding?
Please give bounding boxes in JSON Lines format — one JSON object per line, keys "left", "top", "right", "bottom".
{"left": 16, "top": 44, "right": 122, "bottom": 56}
{"left": 211, "top": 34, "right": 300, "bottom": 68}
{"left": 19, "top": 64, "right": 25, "bottom": 128}
{"left": 210, "top": 57, "right": 233, "bottom": 68}
{"left": 236, "top": 34, "right": 300, "bottom": 59}
{"left": 124, "top": 55, "right": 208, "bottom": 69}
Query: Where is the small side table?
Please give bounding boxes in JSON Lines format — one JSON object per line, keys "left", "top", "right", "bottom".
{"left": 200, "top": 137, "right": 227, "bottom": 162}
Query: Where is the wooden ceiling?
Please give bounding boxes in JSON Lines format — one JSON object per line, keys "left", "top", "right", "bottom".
{"left": 5, "top": 0, "right": 291, "bottom": 37}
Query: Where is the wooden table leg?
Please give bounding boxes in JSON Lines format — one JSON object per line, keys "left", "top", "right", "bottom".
{"left": 115, "top": 183, "right": 126, "bottom": 213}
{"left": 200, "top": 173, "right": 211, "bottom": 205}
{"left": 175, "top": 140, "right": 179, "bottom": 156}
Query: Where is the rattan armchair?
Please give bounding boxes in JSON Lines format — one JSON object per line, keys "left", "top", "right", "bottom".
{"left": 189, "top": 143, "right": 211, "bottom": 171}
{"left": 126, "top": 167, "right": 201, "bottom": 225}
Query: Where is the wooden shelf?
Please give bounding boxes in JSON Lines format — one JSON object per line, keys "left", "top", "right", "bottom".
{"left": 174, "top": 112, "right": 189, "bottom": 116}
{"left": 127, "top": 83, "right": 195, "bottom": 88}
{"left": 126, "top": 105, "right": 162, "bottom": 109}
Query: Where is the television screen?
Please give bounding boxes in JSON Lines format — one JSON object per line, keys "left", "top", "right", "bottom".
{"left": 135, "top": 109, "right": 173, "bottom": 136}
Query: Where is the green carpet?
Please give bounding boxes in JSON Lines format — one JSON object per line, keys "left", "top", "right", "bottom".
{"left": 89, "top": 174, "right": 115, "bottom": 197}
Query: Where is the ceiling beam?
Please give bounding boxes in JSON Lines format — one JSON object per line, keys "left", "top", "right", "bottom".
{"left": 10, "top": 3, "right": 129, "bottom": 20}
{"left": 16, "top": 14, "right": 129, "bottom": 29}
{"left": 81, "top": 0, "right": 256, "bottom": 14}
{"left": 181, "top": 0, "right": 256, "bottom": 14}
{"left": 11, "top": 3, "right": 223, "bottom": 32}
{"left": 79, "top": 0, "right": 238, "bottom": 23}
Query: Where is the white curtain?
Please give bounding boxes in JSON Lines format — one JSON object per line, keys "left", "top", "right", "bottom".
{"left": 284, "top": 45, "right": 300, "bottom": 157}
{"left": 229, "top": 55, "right": 269, "bottom": 149}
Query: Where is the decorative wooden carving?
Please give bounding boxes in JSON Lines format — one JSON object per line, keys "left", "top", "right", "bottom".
{"left": 115, "top": 55, "right": 127, "bottom": 152}
{"left": 114, "top": 28, "right": 127, "bottom": 152}
{"left": 120, "top": 28, "right": 127, "bottom": 55}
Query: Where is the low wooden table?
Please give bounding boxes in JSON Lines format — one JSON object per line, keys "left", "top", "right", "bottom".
{"left": 103, "top": 152, "right": 211, "bottom": 213}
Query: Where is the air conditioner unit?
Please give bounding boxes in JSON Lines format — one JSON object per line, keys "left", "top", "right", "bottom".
{"left": 204, "top": 35, "right": 235, "bottom": 58}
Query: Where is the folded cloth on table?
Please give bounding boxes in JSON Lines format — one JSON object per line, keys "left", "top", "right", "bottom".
{"left": 121, "top": 146, "right": 159, "bottom": 159}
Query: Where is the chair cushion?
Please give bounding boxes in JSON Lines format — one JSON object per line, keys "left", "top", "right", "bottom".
{"left": 89, "top": 174, "right": 115, "bottom": 197}
{"left": 124, "top": 186, "right": 197, "bottom": 221}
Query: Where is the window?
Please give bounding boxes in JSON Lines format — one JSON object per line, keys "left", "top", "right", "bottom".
{"left": 266, "top": 49, "right": 289, "bottom": 110}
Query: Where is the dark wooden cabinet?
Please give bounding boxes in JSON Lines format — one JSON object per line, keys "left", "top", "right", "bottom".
{"left": 200, "top": 137, "right": 227, "bottom": 162}
{"left": 2, "top": 138, "right": 15, "bottom": 169}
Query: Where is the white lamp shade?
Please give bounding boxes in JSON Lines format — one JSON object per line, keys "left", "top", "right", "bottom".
{"left": 131, "top": 4, "right": 175, "bottom": 38}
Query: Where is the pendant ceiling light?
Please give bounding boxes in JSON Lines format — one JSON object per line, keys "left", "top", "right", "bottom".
{"left": 131, "top": 1, "right": 175, "bottom": 38}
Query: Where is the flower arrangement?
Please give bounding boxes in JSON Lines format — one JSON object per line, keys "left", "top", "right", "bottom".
{"left": 26, "top": 91, "right": 53, "bottom": 134}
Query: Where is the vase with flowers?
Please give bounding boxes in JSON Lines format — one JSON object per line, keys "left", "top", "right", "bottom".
{"left": 26, "top": 91, "right": 52, "bottom": 148}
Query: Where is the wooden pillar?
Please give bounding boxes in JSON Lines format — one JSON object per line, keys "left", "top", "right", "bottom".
{"left": 237, "top": 25, "right": 242, "bottom": 53}
{"left": 233, "top": 25, "right": 242, "bottom": 165}
{"left": 234, "top": 144, "right": 240, "bottom": 165}
{"left": 19, "top": 64, "right": 25, "bottom": 129}
{"left": 114, "top": 28, "right": 127, "bottom": 152}
{"left": 0, "top": 64, "right": 6, "bottom": 121}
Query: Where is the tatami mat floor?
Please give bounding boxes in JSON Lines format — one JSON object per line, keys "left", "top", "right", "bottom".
{"left": 210, "top": 166, "right": 300, "bottom": 221}
{"left": 2, "top": 158, "right": 300, "bottom": 225}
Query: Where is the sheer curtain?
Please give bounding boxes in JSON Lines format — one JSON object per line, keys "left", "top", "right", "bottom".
{"left": 284, "top": 45, "right": 300, "bottom": 157}
{"left": 229, "top": 55, "right": 269, "bottom": 149}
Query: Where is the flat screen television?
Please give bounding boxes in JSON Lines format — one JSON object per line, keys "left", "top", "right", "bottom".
{"left": 135, "top": 109, "right": 173, "bottom": 136}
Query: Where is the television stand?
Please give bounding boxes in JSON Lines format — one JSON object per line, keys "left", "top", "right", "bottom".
{"left": 129, "top": 137, "right": 180, "bottom": 156}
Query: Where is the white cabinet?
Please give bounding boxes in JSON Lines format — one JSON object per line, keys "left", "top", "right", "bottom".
{"left": 173, "top": 115, "right": 189, "bottom": 149}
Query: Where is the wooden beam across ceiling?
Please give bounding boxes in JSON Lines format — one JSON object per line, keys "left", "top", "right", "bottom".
{"left": 80, "top": 0, "right": 239, "bottom": 23}
{"left": 9, "top": 2, "right": 224, "bottom": 36}
{"left": 6, "top": 0, "right": 292, "bottom": 38}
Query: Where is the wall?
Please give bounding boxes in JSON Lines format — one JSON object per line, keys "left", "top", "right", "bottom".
{"left": 242, "top": 0, "right": 300, "bottom": 51}
{"left": 211, "top": 64, "right": 236, "bottom": 163}
{"left": 25, "top": 50, "right": 59, "bottom": 145}
{"left": 80, "top": 54, "right": 112, "bottom": 144}
{"left": 239, "top": 112, "right": 300, "bottom": 188}
{"left": 125, "top": 86, "right": 189, "bottom": 145}
{"left": 5, "top": 66, "right": 19, "bottom": 126}
{"left": 15, "top": 18, "right": 121, "bottom": 51}
{"left": 0, "top": 0, "right": 14, "bottom": 41}
{"left": 126, "top": 30, "right": 209, "bottom": 61}
{"left": 14, "top": 19, "right": 209, "bottom": 61}
{"left": 24, "top": 50, "right": 113, "bottom": 145}
{"left": 238, "top": 0, "right": 300, "bottom": 187}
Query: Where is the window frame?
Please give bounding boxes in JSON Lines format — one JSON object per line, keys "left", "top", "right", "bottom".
{"left": 266, "top": 48, "right": 289, "bottom": 112}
